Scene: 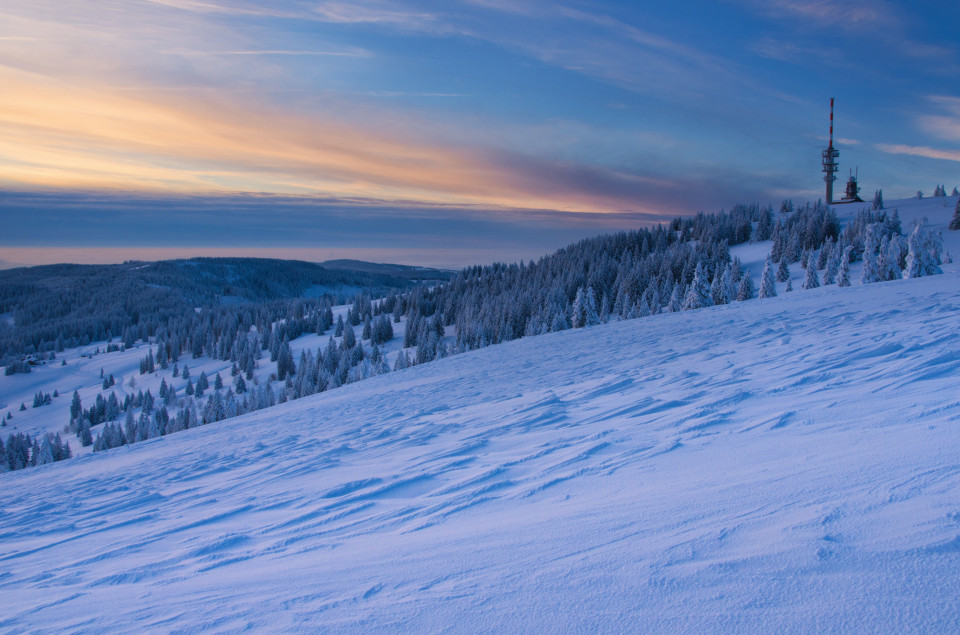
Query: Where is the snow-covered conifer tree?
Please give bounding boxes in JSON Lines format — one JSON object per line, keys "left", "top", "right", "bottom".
{"left": 861, "top": 225, "right": 880, "bottom": 285}
{"left": 393, "top": 350, "right": 412, "bottom": 371}
{"left": 710, "top": 269, "right": 729, "bottom": 306}
{"left": 950, "top": 197, "right": 960, "bottom": 231}
{"left": 666, "top": 285, "right": 683, "bottom": 312}
{"left": 682, "top": 262, "right": 713, "bottom": 310}
{"left": 872, "top": 189, "right": 884, "bottom": 210}
{"left": 276, "top": 337, "right": 296, "bottom": 381}
{"left": 837, "top": 246, "right": 852, "bottom": 287}
{"left": 572, "top": 286, "right": 600, "bottom": 327}
{"left": 802, "top": 259, "right": 820, "bottom": 289}
{"left": 736, "top": 273, "right": 754, "bottom": 301}
{"left": 776, "top": 259, "right": 790, "bottom": 283}
{"left": 883, "top": 236, "right": 903, "bottom": 281}
{"left": 904, "top": 221, "right": 943, "bottom": 278}
{"left": 759, "top": 259, "right": 777, "bottom": 299}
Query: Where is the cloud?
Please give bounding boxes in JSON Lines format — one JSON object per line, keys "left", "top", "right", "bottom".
{"left": 876, "top": 143, "right": 960, "bottom": 163}
{"left": 737, "top": 0, "right": 897, "bottom": 30}
{"left": 917, "top": 95, "right": 960, "bottom": 142}
{"left": 163, "top": 48, "right": 373, "bottom": 58}
{"left": 0, "top": 64, "right": 710, "bottom": 216}
{"left": 751, "top": 37, "right": 842, "bottom": 65}
{"left": 312, "top": 1, "right": 444, "bottom": 31}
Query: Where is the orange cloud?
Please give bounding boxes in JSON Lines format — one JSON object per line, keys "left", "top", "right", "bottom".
{"left": 0, "top": 64, "right": 666, "bottom": 215}
{"left": 876, "top": 143, "right": 960, "bottom": 163}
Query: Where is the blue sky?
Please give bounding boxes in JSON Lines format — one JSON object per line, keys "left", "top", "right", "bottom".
{"left": 0, "top": 0, "right": 958, "bottom": 267}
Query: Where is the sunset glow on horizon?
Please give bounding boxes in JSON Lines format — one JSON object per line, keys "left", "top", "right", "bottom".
{"left": 1, "top": 0, "right": 958, "bottom": 266}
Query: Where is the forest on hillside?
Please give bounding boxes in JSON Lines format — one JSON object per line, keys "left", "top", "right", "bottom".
{"left": 0, "top": 258, "right": 448, "bottom": 363}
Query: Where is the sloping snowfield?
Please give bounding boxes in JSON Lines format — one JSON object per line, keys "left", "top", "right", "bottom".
{"left": 3, "top": 263, "right": 960, "bottom": 631}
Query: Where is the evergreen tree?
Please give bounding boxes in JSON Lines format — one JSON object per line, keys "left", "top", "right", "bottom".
{"left": 124, "top": 409, "right": 136, "bottom": 445}
{"left": 759, "top": 259, "right": 777, "bottom": 298}
{"left": 882, "top": 235, "right": 903, "bottom": 281}
{"left": 214, "top": 373, "right": 223, "bottom": 391}
{"left": 755, "top": 206, "right": 774, "bottom": 241}
{"left": 950, "top": 197, "right": 960, "bottom": 231}
{"left": 70, "top": 391, "right": 82, "bottom": 421}
{"left": 710, "top": 269, "right": 729, "bottom": 306}
{"left": 666, "top": 285, "right": 683, "bottom": 312}
{"left": 682, "top": 262, "right": 713, "bottom": 310}
{"left": 80, "top": 423, "right": 92, "bottom": 447}
{"left": 872, "top": 189, "right": 884, "bottom": 210}
{"left": 393, "top": 350, "right": 412, "bottom": 371}
{"left": 904, "top": 221, "right": 943, "bottom": 278}
{"left": 837, "top": 246, "right": 852, "bottom": 287}
{"left": 36, "top": 436, "right": 54, "bottom": 465}
{"left": 801, "top": 259, "right": 820, "bottom": 289}
{"left": 736, "top": 273, "right": 754, "bottom": 301}
{"left": 341, "top": 325, "right": 357, "bottom": 350}
{"left": 572, "top": 286, "right": 600, "bottom": 327}
{"left": 776, "top": 259, "right": 790, "bottom": 283}
{"left": 195, "top": 371, "right": 208, "bottom": 397}
{"left": 861, "top": 225, "right": 880, "bottom": 285}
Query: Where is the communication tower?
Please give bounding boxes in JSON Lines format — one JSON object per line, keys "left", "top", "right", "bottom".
{"left": 821, "top": 98, "right": 840, "bottom": 204}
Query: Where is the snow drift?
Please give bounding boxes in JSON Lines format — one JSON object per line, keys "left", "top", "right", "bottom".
{"left": 3, "top": 262, "right": 960, "bottom": 631}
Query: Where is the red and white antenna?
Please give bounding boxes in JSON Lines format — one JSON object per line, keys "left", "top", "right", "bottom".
{"left": 822, "top": 98, "right": 839, "bottom": 203}
{"left": 828, "top": 97, "right": 834, "bottom": 149}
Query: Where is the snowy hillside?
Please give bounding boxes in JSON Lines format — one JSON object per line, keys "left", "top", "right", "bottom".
{"left": 3, "top": 242, "right": 960, "bottom": 630}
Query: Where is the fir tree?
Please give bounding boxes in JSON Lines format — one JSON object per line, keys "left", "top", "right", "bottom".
{"left": 801, "top": 260, "right": 820, "bottom": 289}
{"left": 759, "top": 259, "right": 777, "bottom": 299}
{"left": 70, "top": 391, "right": 82, "bottom": 421}
{"left": 950, "top": 197, "right": 960, "bottom": 231}
{"left": 682, "top": 262, "right": 713, "bottom": 310}
{"left": 572, "top": 286, "right": 600, "bottom": 327}
{"left": 710, "top": 269, "right": 729, "bottom": 306}
{"left": 837, "top": 246, "right": 852, "bottom": 287}
{"left": 195, "top": 371, "right": 208, "bottom": 397}
{"left": 861, "top": 225, "right": 880, "bottom": 285}
{"left": 341, "top": 326, "right": 357, "bottom": 350}
{"left": 872, "top": 189, "right": 884, "bottom": 210}
{"left": 666, "top": 285, "right": 683, "bottom": 312}
{"left": 736, "top": 273, "right": 754, "bottom": 301}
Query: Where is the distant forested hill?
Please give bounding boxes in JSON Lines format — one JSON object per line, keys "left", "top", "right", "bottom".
{"left": 320, "top": 260, "right": 453, "bottom": 282}
{"left": 0, "top": 257, "right": 433, "bottom": 361}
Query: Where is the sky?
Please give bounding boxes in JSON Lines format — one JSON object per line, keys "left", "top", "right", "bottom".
{"left": 1, "top": 0, "right": 958, "bottom": 268}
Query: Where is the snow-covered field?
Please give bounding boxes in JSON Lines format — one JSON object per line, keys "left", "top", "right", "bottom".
{"left": 2, "top": 195, "right": 960, "bottom": 631}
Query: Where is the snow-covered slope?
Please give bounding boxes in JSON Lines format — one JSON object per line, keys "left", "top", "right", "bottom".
{"left": 3, "top": 261, "right": 960, "bottom": 631}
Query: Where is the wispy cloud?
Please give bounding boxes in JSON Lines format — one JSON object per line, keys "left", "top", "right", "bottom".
{"left": 312, "top": 1, "right": 443, "bottom": 30}
{"left": 876, "top": 143, "right": 960, "bottom": 163}
{"left": 0, "top": 64, "right": 698, "bottom": 215}
{"left": 752, "top": 37, "right": 842, "bottom": 65}
{"left": 917, "top": 95, "right": 960, "bottom": 142}
{"left": 737, "top": 0, "right": 897, "bottom": 30}
{"left": 163, "top": 48, "right": 373, "bottom": 58}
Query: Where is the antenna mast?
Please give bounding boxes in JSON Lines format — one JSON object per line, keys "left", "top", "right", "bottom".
{"left": 821, "top": 98, "right": 840, "bottom": 204}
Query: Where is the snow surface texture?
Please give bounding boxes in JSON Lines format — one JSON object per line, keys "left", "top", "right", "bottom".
{"left": 3, "top": 269, "right": 960, "bottom": 631}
